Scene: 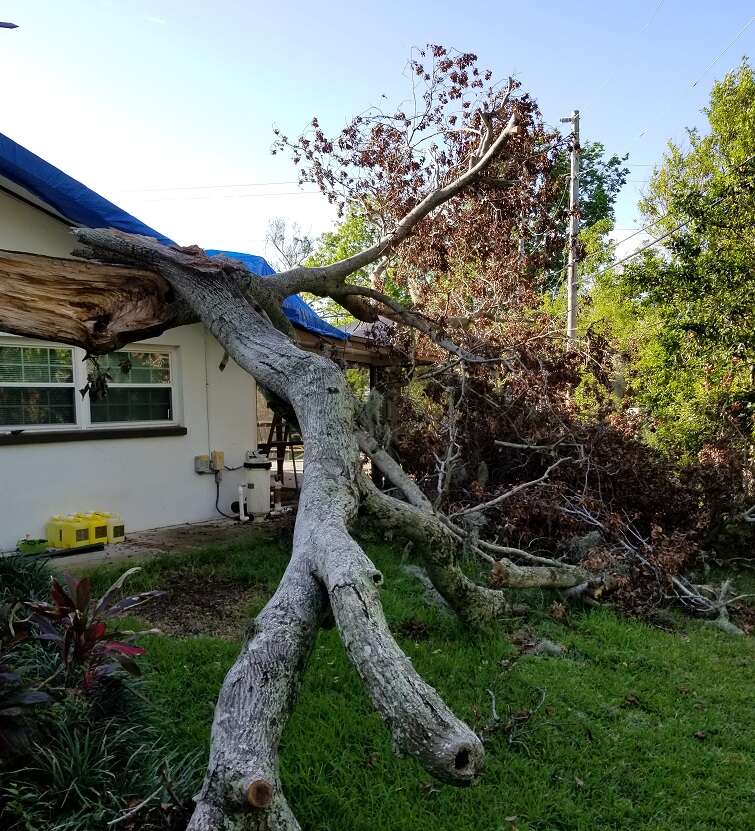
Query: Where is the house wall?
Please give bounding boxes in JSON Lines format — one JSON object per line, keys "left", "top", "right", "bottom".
{"left": 0, "top": 181, "right": 77, "bottom": 257}
{"left": 0, "top": 324, "right": 257, "bottom": 551}
{"left": 0, "top": 184, "right": 259, "bottom": 550}
{"left": 0, "top": 324, "right": 259, "bottom": 550}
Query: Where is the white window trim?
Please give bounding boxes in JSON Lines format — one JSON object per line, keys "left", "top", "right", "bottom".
{"left": 0, "top": 336, "right": 183, "bottom": 433}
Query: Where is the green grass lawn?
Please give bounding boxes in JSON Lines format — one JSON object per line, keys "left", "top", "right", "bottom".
{"left": 85, "top": 538, "right": 755, "bottom": 831}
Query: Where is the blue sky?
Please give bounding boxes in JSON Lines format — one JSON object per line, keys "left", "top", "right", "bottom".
{"left": 2, "top": 1, "right": 753, "bottom": 260}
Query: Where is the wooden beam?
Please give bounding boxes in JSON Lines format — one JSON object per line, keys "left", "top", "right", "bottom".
{"left": 294, "top": 328, "right": 398, "bottom": 367}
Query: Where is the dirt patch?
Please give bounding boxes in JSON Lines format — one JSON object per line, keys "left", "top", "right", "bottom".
{"left": 138, "top": 572, "right": 267, "bottom": 639}
{"left": 395, "top": 618, "right": 433, "bottom": 641}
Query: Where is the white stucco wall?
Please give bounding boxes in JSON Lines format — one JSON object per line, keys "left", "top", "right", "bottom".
{"left": 0, "top": 324, "right": 257, "bottom": 550}
{"left": 0, "top": 183, "right": 259, "bottom": 550}
{"left": 0, "top": 180, "right": 77, "bottom": 257}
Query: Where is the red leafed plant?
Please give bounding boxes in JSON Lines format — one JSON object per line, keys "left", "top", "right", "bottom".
{"left": 27, "top": 568, "right": 164, "bottom": 685}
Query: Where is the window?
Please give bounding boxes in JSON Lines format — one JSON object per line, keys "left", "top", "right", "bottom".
{"left": 0, "top": 340, "right": 179, "bottom": 432}
{"left": 89, "top": 351, "right": 174, "bottom": 425}
{"left": 0, "top": 345, "right": 76, "bottom": 427}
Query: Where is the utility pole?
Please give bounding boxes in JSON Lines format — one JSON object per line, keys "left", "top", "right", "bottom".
{"left": 560, "top": 110, "right": 580, "bottom": 346}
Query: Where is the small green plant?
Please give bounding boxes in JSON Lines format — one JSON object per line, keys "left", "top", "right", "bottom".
{"left": 0, "top": 691, "right": 203, "bottom": 830}
{"left": 0, "top": 665, "right": 51, "bottom": 760}
{"left": 0, "top": 567, "right": 198, "bottom": 831}
{"left": 27, "top": 569, "right": 164, "bottom": 687}
{"left": 0, "top": 554, "right": 52, "bottom": 604}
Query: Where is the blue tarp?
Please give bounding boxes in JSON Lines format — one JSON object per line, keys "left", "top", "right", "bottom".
{"left": 0, "top": 131, "right": 346, "bottom": 340}
{"left": 205, "top": 250, "right": 348, "bottom": 340}
{"left": 0, "top": 132, "right": 172, "bottom": 244}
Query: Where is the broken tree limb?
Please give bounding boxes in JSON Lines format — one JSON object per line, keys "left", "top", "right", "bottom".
{"left": 401, "top": 564, "right": 453, "bottom": 613}
{"left": 452, "top": 457, "right": 572, "bottom": 518}
{"left": 358, "top": 474, "right": 514, "bottom": 626}
{"left": 265, "top": 110, "right": 518, "bottom": 298}
{"left": 357, "top": 428, "right": 588, "bottom": 585}
{"left": 357, "top": 431, "right": 433, "bottom": 512}
{"left": 66, "top": 227, "right": 486, "bottom": 827}
{"left": 190, "top": 559, "right": 327, "bottom": 831}
{"left": 671, "top": 576, "right": 748, "bottom": 636}
{"left": 320, "top": 522, "right": 483, "bottom": 783}
{"left": 0, "top": 249, "right": 192, "bottom": 351}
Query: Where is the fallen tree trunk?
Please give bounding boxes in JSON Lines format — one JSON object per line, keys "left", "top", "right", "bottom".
{"left": 68, "top": 229, "right": 489, "bottom": 829}
{"left": 0, "top": 226, "right": 597, "bottom": 829}
{"left": 0, "top": 226, "right": 596, "bottom": 829}
{"left": 0, "top": 249, "right": 190, "bottom": 350}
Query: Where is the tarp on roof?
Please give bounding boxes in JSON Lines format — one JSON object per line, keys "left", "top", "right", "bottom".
{"left": 205, "top": 249, "right": 348, "bottom": 340}
{"left": 0, "top": 132, "right": 346, "bottom": 340}
{"left": 0, "top": 132, "right": 172, "bottom": 244}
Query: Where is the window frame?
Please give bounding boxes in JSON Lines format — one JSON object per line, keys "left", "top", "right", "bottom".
{"left": 84, "top": 347, "right": 179, "bottom": 430}
{"left": 0, "top": 339, "right": 81, "bottom": 431}
{"left": 0, "top": 337, "right": 182, "bottom": 433}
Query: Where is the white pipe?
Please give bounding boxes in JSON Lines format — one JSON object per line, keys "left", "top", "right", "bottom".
{"left": 238, "top": 484, "right": 249, "bottom": 522}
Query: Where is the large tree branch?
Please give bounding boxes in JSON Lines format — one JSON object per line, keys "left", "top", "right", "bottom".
{"left": 265, "top": 112, "right": 519, "bottom": 298}
{"left": 358, "top": 475, "right": 515, "bottom": 627}
{"left": 0, "top": 250, "right": 193, "bottom": 351}
{"left": 358, "top": 417, "right": 586, "bottom": 577}
{"left": 62, "top": 228, "right": 486, "bottom": 829}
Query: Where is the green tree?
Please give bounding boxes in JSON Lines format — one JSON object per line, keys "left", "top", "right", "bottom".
{"left": 303, "top": 207, "right": 379, "bottom": 325}
{"left": 568, "top": 141, "right": 629, "bottom": 229}
{"left": 541, "top": 141, "right": 629, "bottom": 288}
{"left": 584, "top": 60, "right": 755, "bottom": 455}
{"left": 631, "top": 59, "right": 755, "bottom": 357}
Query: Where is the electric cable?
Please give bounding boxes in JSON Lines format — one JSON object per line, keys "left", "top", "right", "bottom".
{"left": 691, "top": 15, "right": 755, "bottom": 88}
{"left": 215, "top": 474, "right": 237, "bottom": 520}
{"left": 577, "top": 151, "right": 755, "bottom": 283}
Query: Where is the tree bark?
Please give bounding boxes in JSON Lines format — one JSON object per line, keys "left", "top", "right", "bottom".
{"left": 64, "top": 229, "right": 484, "bottom": 829}
{"left": 0, "top": 249, "right": 190, "bottom": 351}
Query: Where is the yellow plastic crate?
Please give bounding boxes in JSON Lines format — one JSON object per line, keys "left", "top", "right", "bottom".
{"left": 45, "top": 515, "right": 92, "bottom": 550}
{"left": 93, "top": 512, "right": 126, "bottom": 544}
{"left": 74, "top": 512, "right": 110, "bottom": 544}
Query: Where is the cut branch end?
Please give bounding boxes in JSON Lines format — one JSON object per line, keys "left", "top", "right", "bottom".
{"left": 246, "top": 779, "right": 274, "bottom": 809}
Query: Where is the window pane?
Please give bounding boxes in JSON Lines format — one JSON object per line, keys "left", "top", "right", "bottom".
{"left": 129, "top": 367, "right": 152, "bottom": 384}
{"left": 0, "top": 387, "right": 75, "bottom": 426}
{"left": 96, "top": 350, "right": 171, "bottom": 384}
{"left": 0, "top": 388, "right": 22, "bottom": 405}
{"left": 22, "top": 347, "right": 46, "bottom": 364}
{"left": 0, "top": 344, "right": 73, "bottom": 384}
{"left": 23, "top": 364, "right": 53, "bottom": 383}
{"left": 0, "top": 406, "right": 22, "bottom": 424}
{"left": 90, "top": 387, "right": 172, "bottom": 423}
{"left": 0, "top": 347, "right": 21, "bottom": 365}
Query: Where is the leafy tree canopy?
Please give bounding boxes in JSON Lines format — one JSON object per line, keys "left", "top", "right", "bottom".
{"left": 629, "top": 58, "right": 755, "bottom": 357}
{"left": 582, "top": 60, "right": 755, "bottom": 455}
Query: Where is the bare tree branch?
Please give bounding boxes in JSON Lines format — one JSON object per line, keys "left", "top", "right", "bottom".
{"left": 265, "top": 111, "right": 519, "bottom": 299}
{"left": 452, "top": 457, "right": 572, "bottom": 518}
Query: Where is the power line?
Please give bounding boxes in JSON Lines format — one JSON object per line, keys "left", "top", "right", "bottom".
{"left": 141, "top": 190, "right": 324, "bottom": 204}
{"left": 544, "top": 150, "right": 755, "bottom": 287}
{"left": 585, "top": 1, "right": 666, "bottom": 109}
{"left": 115, "top": 179, "right": 304, "bottom": 193}
{"left": 580, "top": 150, "right": 755, "bottom": 281}
{"left": 691, "top": 15, "right": 755, "bottom": 88}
